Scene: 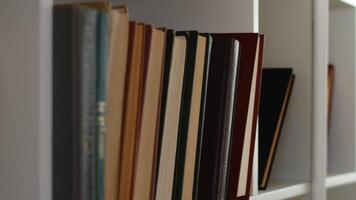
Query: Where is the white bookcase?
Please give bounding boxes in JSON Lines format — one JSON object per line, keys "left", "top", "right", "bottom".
{"left": 3, "top": 0, "right": 356, "bottom": 199}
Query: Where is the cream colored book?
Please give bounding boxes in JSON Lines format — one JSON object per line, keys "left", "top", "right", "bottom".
{"left": 104, "top": 6, "right": 129, "bottom": 200}
{"left": 155, "top": 35, "right": 187, "bottom": 200}
{"left": 133, "top": 26, "right": 166, "bottom": 200}
{"left": 181, "top": 35, "right": 207, "bottom": 200}
{"left": 237, "top": 37, "right": 260, "bottom": 197}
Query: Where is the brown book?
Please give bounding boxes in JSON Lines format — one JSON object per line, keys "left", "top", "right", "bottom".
{"left": 328, "top": 64, "right": 334, "bottom": 128}
{"left": 213, "top": 33, "right": 263, "bottom": 200}
{"left": 104, "top": 7, "right": 129, "bottom": 200}
{"left": 118, "top": 22, "right": 146, "bottom": 200}
{"left": 181, "top": 34, "right": 208, "bottom": 200}
{"left": 132, "top": 26, "right": 166, "bottom": 200}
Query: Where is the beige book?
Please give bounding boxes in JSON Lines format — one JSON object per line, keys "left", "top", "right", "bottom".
{"left": 237, "top": 37, "right": 260, "bottom": 197}
{"left": 132, "top": 26, "right": 166, "bottom": 200}
{"left": 155, "top": 36, "right": 187, "bottom": 200}
{"left": 118, "top": 22, "right": 145, "bottom": 200}
{"left": 104, "top": 6, "right": 129, "bottom": 200}
{"left": 181, "top": 35, "right": 207, "bottom": 200}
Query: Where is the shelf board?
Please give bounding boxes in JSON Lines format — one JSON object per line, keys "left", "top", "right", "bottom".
{"left": 326, "top": 171, "right": 356, "bottom": 188}
{"left": 250, "top": 181, "right": 310, "bottom": 200}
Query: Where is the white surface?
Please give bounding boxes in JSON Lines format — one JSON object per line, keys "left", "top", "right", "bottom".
{"left": 250, "top": 181, "right": 310, "bottom": 200}
{"left": 114, "top": 0, "right": 255, "bottom": 32}
{"left": 326, "top": 172, "right": 356, "bottom": 188}
{"left": 0, "top": 0, "right": 52, "bottom": 200}
{"left": 313, "top": 0, "right": 329, "bottom": 199}
{"left": 327, "top": 182, "right": 356, "bottom": 200}
{"left": 328, "top": 7, "right": 356, "bottom": 174}
{"left": 259, "top": 0, "right": 313, "bottom": 182}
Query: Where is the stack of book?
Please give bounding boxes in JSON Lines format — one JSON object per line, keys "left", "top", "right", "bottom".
{"left": 53, "top": 2, "right": 264, "bottom": 200}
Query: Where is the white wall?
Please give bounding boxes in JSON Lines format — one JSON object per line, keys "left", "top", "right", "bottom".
{"left": 328, "top": 7, "right": 356, "bottom": 174}
{"left": 114, "top": 0, "right": 256, "bottom": 32}
{"left": 259, "top": 0, "right": 313, "bottom": 182}
{"left": 0, "top": 0, "right": 52, "bottom": 200}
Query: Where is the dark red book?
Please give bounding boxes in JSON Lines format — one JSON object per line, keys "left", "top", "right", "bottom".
{"left": 213, "top": 33, "right": 264, "bottom": 200}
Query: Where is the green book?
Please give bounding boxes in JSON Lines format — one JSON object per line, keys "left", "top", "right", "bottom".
{"left": 78, "top": 8, "right": 98, "bottom": 200}
{"left": 95, "top": 11, "right": 108, "bottom": 200}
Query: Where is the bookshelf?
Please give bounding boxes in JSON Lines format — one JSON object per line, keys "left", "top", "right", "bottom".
{"left": 3, "top": 0, "right": 356, "bottom": 199}
{"left": 326, "top": 0, "right": 356, "bottom": 199}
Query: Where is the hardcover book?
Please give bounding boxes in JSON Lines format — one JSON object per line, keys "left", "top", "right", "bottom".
{"left": 328, "top": 64, "right": 334, "bottom": 129}
{"left": 53, "top": 6, "right": 99, "bottom": 200}
{"left": 172, "top": 31, "right": 199, "bottom": 200}
{"left": 132, "top": 25, "right": 166, "bottom": 200}
{"left": 181, "top": 33, "right": 211, "bottom": 200}
{"left": 104, "top": 6, "right": 130, "bottom": 200}
{"left": 78, "top": 9, "right": 98, "bottom": 200}
{"left": 197, "top": 35, "right": 240, "bottom": 200}
{"left": 258, "top": 68, "right": 295, "bottom": 189}
{"left": 53, "top": 6, "right": 80, "bottom": 200}
{"left": 155, "top": 31, "right": 188, "bottom": 200}
{"left": 118, "top": 22, "right": 145, "bottom": 200}
{"left": 213, "top": 33, "right": 264, "bottom": 200}
{"left": 95, "top": 11, "right": 108, "bottom": 200}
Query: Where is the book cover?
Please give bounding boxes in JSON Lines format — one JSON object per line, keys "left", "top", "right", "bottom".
{"left": 95, "top": 11, "right": 108, "bottom": 200}
{"left": 172, "top": 31, "right": 199, "bottom": 200}
{"left": 132, "top": 26, "right": 166, "bottom": 200}
{"left": 104, "top": 6, "right": 129, "bottom": 200}
{"left": 213, "top": 33, "right": 263, "bottom": 200}
{"left": 155, "top": 32, "right": 188, "bottom": 200}
{"left": 53, "top": 6, "right": 79, "bottom": 200}
{"left": 258, "top": 68, "right": 295, "bottom": 189}
{"left": 78, "top": 8, "right": 98, "bottom": 200}
{"left": 181, "top": 33, "right": 210, "bottom": 200}
{"left": 328, "top": 64, "right": 334, "bottom": 129}
{"left": 191, "top": 33, "right": 212, "bottom": 200}
{"left": 118, "top": 22, "right": 145, "bottom": 200}
{"left": 156, "top": 30, "right": 175, "bottom": 189}
{"left": 197, "top": 35, "right": 240, "bottom": 200}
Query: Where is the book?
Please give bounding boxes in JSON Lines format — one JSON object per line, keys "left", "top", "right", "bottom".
{"left": 132, "top": 26, "right": 166, "bottom": 200}
{"left": 181, "top": 34, "right": 211, "bottom": 200}
{"left": 189, "top": 33, "right": 213, "bottom": 200}
{"left": 95, "top": 10, "right": 108, "bottom": 200}
{"left": 53, "top": 6, "right": 79, "bottom": 200}
{"left": 118, "top": 22, "right": 145, "bottom": 200}
{"left": 77, "top": 8, "right": 98, "bottom": 200}
{"left": 328, "top": 64, "right": 334, "bottom": 129}
{"left": 197, "top": 35, "right": 240, "bottom": 200}
{"left": 258, "top": 68, "right": 295, "bottom": 189}
{"left": 104, "top": 6, "right": 129, "bottom": 200}
{"left": 213, "top": 33, "right": 263, "bottom": 200}
{"left": 156, "top": 30, "right": 176, "bottom": 187}
{"left": 237, "top": 34, "right": 264, "bottom": 199}
{"left": 155, "top": 32, "right": 187, "bottom": 200}
{"left": 171, "top": 31, "right": 199, "bottom": 200}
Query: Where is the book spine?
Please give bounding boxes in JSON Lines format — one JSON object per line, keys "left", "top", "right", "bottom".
{"left": 192, "top": 34, "right": 211, "bottom": 200}
{"left": 79, "top": 9, "right": 98, "bottom": 200}
{"left": 172, "top": 31, "right": 198, "bottom": 200}
{"left": 53, "top": 8, "right": 77, "bottom": 200}
{"left": 96, "top": 11, "right": 108, "bottom": 200}
{"left": 217, "top": 40, "right": 240, "bottom": 200}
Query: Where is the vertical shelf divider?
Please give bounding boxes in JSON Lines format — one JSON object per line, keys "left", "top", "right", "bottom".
{"left": 312, "top": 0, "right": 328, "bottom": 199}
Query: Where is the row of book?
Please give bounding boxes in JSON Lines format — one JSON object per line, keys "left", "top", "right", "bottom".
{"left": 52, "top": 2, "right": 307, "bottom": 200}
